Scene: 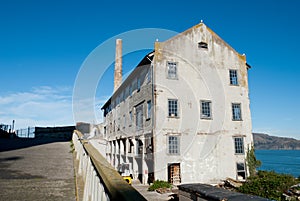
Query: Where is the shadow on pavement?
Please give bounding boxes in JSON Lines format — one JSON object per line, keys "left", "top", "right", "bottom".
{"left": 0, "top": 138, "right": 71, "bottom": 152}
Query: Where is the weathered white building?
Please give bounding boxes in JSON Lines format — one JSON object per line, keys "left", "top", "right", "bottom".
{"left": 101, "top": 22, "right": 253, "bottom": 185}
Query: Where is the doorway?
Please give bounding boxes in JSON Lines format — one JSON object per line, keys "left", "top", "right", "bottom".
{"left": 168, "top": 163, "right": 181, "bottom": 185}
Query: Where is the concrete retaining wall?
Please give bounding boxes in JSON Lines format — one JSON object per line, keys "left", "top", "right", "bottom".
{"left": 73, "top": 131, "right": 146, "bottom": 201}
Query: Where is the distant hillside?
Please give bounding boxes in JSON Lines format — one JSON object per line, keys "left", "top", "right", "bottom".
{"left": 253, "top": 133, "right": 300, "bottom": 150}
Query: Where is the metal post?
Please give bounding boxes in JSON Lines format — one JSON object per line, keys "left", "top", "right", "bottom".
{"left": 12, "top": 120, "right": 15, "bottom": 132}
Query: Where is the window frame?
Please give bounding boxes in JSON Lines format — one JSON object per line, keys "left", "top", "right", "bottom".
{"left": 167, "top": 61, "right": 178, "bottom": 79}
{"left": 168, "top": 99, "right": 179, "bottom": 117}
{"left": 129, "top": 84, "right": 133, "bottom": 96}
{"left": 146, "top": 69, "right": 151, "bottom": 84}
{"left": 234, "top": 137, "right": 244, "bottom": 154}
{"left": 137, "top": 78, "right": 141, "bottom": 92}
{"left": 168, "top": 135, "right": 180, "bottom": 155}
{"left": 135, "top": 104, "right": 143, "bottom": 131}
{"left": 129, "top": 111, "right": 132, "bottom": 127}
{"left": 236, "top": 162, "right": 246, "bottom": 180}
{"left": 200, "top": 100, "right": 212, "bottom": 119}
{"left": 135, "top": 139, "right": 143, "bottom": 156}
{"left": 229, "top": 69, "right": 239, "bottom": 86}
{"left": 232, "top": 103, "right": 242, "bottom": 121}
{"left": 146, "top": 100, "right": 151, "bottom": 120}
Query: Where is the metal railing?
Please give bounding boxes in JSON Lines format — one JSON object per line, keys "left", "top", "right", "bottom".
{"left": 73, "top": 131, "right": 146, "bottom": 201}
{"left": 16, "top": 127, "right": 35, "bottom": 138}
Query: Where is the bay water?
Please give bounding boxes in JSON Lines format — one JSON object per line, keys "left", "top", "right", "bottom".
{"left": 255, "top": 150, "right": 300, "bottom": 178}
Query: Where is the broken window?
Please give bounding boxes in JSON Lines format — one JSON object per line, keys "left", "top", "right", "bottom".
{"left": 135, "top": 104, "right": 143, "bottom": 130}
{"left": 198, "top": 41, "right": 208, "bottom": 49}
{"left": 129, "top": 111, "right": 132, "bottom": 126}
{"left": 123, "top": 114, "right": 126, "bottom": 129}
{"left": 168, "top": 136, "right": 180, "bottom": 155}
{"left": 137, "top": 78, "right": 141, "bottom": 92}
{"left": 129, "top": 84, "right": 133, "bottom": 96}
{"left": 232, "top": 103, "right": 242, "bottom": 121}
{"left": 168, "top": 99, "right": 178, "bottom": 117}
{"left": 200, "top": 100, "right": 212, "bottom": 119}
{"left": 147, "top": 100, "right": 151, "bottom": 119}
{"left": 117, "top": 117, "right": 120, "bottom": 131}
{"left": 167, "top": 61, "right": 177, "bottom": 79}
{"left": 145, "top": 135, "right": 153, "bottom": 159}
{"left": 128, "top": 139, "right": 134, "bottom": 153}
{"left": 229, "top": 69, "right": 238, "bottom": 85}
{"left": 236, "top": 162, "right": 246, "bottom": 180}
{"left": 136, "top": 139, "right": 143, "bottom": 156}
{"left": 147, "top": 69, "right": 151, "bottom": 84}
{"left": 234, "top": 137, "right": 244, "bottom": 154}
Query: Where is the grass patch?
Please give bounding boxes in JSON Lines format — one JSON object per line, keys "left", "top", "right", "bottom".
{"left": 148, "top": 180, "right": 172, "bottom": 191}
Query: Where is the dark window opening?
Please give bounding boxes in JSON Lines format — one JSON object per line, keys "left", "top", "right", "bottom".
{"left": 198, "top": 42, "right": 208, "bottom": 49}
{"left": 237, "top": 162, "right": 246, "bottom": 180}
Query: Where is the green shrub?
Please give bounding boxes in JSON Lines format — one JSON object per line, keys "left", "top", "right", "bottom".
{"left": 148, "top": 180, "right": 172, "bottom": 191}
{"left": 238, "top": 171, "right": 299, "bottom": 201}
{"left": 246, "top": 145, "right": 261, "bottom": 177}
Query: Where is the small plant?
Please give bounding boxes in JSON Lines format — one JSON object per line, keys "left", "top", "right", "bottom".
{"left": 148, "top": 180, "right": 172, "bottom": 191}
{"left": 69, "top": 140, "right": 75, "bottom": 153}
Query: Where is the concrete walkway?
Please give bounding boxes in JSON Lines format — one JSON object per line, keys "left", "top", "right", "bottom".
{"left": 131, "top": 180, "right": 177, "bottom": 201}
{"left": 0, "top": 139, "right": 76, "bottom": 201}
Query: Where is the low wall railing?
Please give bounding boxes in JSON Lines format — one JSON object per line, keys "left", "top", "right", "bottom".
{"left": 72, "top": 130, "right": 146, "bottom": 201}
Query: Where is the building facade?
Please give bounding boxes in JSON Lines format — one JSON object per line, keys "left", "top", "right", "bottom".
{"left": 101, "top": 22, "right": 253, "bottom": 185}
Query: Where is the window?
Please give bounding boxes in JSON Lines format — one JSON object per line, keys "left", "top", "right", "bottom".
{"left": 145, "top": 135, "right": 153, "bottom": 154}
{"left": 147, "top": 100, "right": 151, "bottom": 119}
{"left": 229, "top": 69, "right": 238, "bottom": 85}
{"left": 136, "top": 139, "right": 143, "bottom": 156}
{"left": 123, "top": 114, "right": 126, "bottom": 129}
{"left": 128, "top": 139, "right": 134, "bottom": 153}
{"left": 200, "top": 100, "right": 212, "bottom": 119}
{"left": 116, "top": 96, "right": 119, "bottom": 105}
{"left": 113, "top": 120, "right": 115, "bottom": 132}
{"left": 135, "top": 104, "right": 143, "bottom": 130}
{"left": 168, "top": 99, "right": 178, "bottom": 117}
{"left": 167, "top": 61, "right": 177, "bottom": 79}
{"left": 125, "top": 86, "right": 129, "bottom": 98}
{"left": 236, "top": 162, "right": 246, "bottom": 180}
{"left": 137, "top": 78, "right": 141, "bottom": 92}
{"left": 129, "top": 111, "right": 132, "bottom": 126}
{"left": 147, "top": 70, "right": 151, "bottom": 83}
{"left": 234, "top": 137, "right": 244, "bottom": 154}
{"left": 168, "top": 136, "right": 180, "bottom": 155}
{"left": 232, "top": 103, "right": 242, "bottom": 121}
{"left": 129, "top": 85, "right": 132, "bottom": 96}
{"left": 117, "top": 117, "right": 120, "bottom": 131}
{"left": 198, "top": 41, "right": 208, "bottom": 49}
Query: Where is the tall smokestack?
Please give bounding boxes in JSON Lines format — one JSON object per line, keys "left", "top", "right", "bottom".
{"left": 114, "top": 39, "right": 122, "bottom": 92}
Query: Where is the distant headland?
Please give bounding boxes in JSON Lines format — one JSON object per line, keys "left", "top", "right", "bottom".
{"left": 253, "top": 133, "right": 300, "bottom": 150}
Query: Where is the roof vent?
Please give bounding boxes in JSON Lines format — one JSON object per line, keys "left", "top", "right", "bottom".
{"left": 198, "top": 42, "right": 208, "bottom": 49}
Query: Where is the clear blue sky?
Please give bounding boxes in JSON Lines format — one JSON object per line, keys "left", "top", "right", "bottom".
{"left": 0, "top": 0, "right": 299, "bottom": 139}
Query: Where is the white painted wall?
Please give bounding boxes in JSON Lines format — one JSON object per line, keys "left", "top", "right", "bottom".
{"left": 102, "top": 22, "right": 253, "bottom": 185}
{"left": 153, "top": 23, "right": 252, "bottom": 184}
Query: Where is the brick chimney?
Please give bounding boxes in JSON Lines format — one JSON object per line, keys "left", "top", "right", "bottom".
{"left": 114, "top": 39, "right": 122, "bottom": 92}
